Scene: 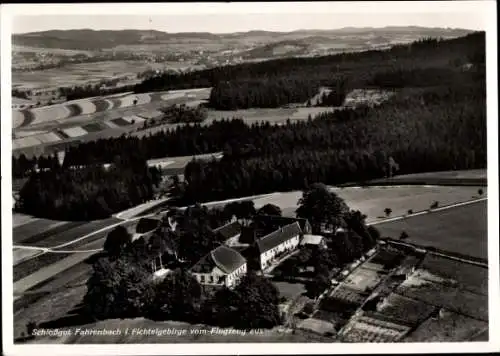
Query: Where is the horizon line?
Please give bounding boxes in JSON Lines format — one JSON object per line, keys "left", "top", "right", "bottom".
{"left": 12, "top": 25, "right": 478, "bottom": 36}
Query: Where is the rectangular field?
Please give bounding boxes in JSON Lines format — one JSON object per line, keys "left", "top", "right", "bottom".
{"left": 404, "top": 310, "right": 488, "bottom": 342}
{"left": 396, "top": 274, "right": 488, "bottom": 321}
{"left": 13, "top": 219, "right": 73, "bottom": 244}
{"left": 375, "top": 293, "right": 437, "bottom": 326}
{"left": 375, "top": 200, "right": 487, "bottom": 260}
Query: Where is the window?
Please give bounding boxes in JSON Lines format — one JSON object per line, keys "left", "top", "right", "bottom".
{"left": 200, "top": 275, "right": 206, "bottom": 283}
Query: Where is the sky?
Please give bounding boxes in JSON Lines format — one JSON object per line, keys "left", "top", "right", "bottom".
{"left": 7, "top": 2, "right": 492, "bottom": 34}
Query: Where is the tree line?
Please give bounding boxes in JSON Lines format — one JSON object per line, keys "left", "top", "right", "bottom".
{"left": 208, "top": 78, "right": 325, "bottom": 110}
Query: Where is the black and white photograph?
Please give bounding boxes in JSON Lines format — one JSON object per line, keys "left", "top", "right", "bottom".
{"left": 1, "top": 1, "right": 498, "bottom": 354}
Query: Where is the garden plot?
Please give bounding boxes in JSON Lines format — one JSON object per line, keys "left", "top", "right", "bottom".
{"left": 297, "top": 318, "right": 337, "bottom": 336}
{"left": 404, "top": 309, "right": 488, "bottom": 342}
{"left": 396, "top": 270, "right": 488, "bottom": 321}
{"left": 253, "top": 185, "right": 485, "bottom": 221}
{"left": 375, "top": 293, "right": 437, "bottom": 326}
{"left": 343, "top": 267, "right": 385, "bottom": 293}
{"left": 340, "top": 314, "right": 411, "bottom": 343}
{"left": 61, "top": 126, "right": 88, "bottom": 138}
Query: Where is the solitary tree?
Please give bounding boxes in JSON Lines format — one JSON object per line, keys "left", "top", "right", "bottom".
{"left": 407, "top": 209, "right": 413, "bottom": 215}
{"left": 478, "top": 188, "right": 484, "bottom": 196}
{"left": 430, "top": 201, "right": 439, "bottom": 209}
{"left": 384, "top": 208, "right": 392, "bottom": 217}
{"left": 257, "top": 203, "right": 282, "bottom": 216}
{"left": 400, "top": 231, "right": 409, "bottom": 240}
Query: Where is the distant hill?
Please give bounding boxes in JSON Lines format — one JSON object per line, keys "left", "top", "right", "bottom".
{"left": 13, "top": 27, "right": 473, "bottom": 52}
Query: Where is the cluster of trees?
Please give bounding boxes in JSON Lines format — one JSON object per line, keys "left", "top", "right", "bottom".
{"left": 16, "top": 156, "right": 161, "bottom": 220}
{"left": 85, "top": 202, "right": 282, "bottom": 329}
{"left": 59, "top": 83, "right": 136, "bottom": 101}
{"left": 12, "top": 89, "right": 28, "bottom": 99}
{"left": 278, "top": 184, "right": 379, "bottom": 297}
{"left": 208, "top": 78, "right": 321, "bottom": 110}
{"left": 142, "top": 104, "right": 207, "bottom": 129}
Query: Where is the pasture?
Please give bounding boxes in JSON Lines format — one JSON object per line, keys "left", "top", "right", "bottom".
{"left": 252, "top": 185, "right": 486, "bottom": 222}
{"left": 375, "top": 200, "right": 487, "bottom": 260}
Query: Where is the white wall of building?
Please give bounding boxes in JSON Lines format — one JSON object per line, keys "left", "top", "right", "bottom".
{"left": 259, "top": 235, "right": 300, "bottom": 270}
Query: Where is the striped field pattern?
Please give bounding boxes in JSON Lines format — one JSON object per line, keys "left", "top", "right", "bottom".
{"left": 12, "top": 88, "right": 213, "bottom": 150}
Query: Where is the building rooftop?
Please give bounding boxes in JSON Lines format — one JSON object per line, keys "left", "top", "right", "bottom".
{"left": 213, "top": 221, "right": 242, "bottom": 241}
{"left": 253, "top": 214, "right": 310, "bottom": 233}
{"left": 191, "top": 245, "right": 246, "bottom": 274}
{"left": 256, "top": 221, "right": 302, "bottom": 254}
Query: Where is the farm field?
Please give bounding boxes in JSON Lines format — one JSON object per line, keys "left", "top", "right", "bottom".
{"left": 12, "top": 60, "right": 159, "bottom": 89}
{"left": 375, "top": 200, "right": 487, "bottom": 260}
{"left": 252, "top": 185, "right": 486, "bottom": 221}
{"left": 206, "top": 106, "right": 338, "bottom": 125}
{"left": 14, "top": 217, "right": 120, "bottom": 248}
{"left": 12, "top": 88, "right": 213, "bottom": 155}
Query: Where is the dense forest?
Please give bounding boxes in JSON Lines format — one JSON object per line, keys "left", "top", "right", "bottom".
{"left": 207, "top": 78, "right": 324, "bottom": 110}
{"left": 16, "top": 156, "right": 161, "bottom": 220}
{"left": 13, "top": 33, "right": 486, "bottom": 219}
